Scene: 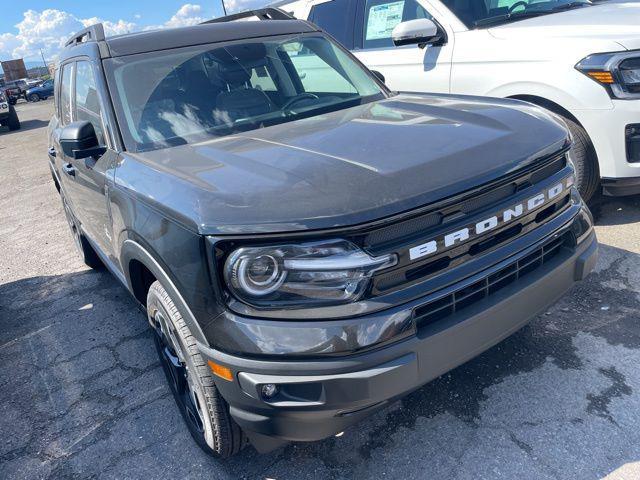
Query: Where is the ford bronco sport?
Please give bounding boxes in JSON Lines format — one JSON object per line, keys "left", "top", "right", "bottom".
{"left": 49, "top": 9, "right": 597, "bottom": 457}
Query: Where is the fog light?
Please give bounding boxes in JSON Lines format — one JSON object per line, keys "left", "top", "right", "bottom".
{"left": 261, "top": 383, "right": 278, "bottom": 399}
{"left": 626, "top": 124, "right": 640, "bottom": 163}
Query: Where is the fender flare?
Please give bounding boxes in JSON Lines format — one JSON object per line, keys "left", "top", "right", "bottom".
{"left": 120, "top": 239, "right": 208, "bottom": 346}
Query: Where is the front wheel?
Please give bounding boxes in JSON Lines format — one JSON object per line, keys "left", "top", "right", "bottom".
{"left": 28, "top": 93, "right": 40, "bottom": 102}
{"left": 147, "top": 281, "right": 246, "bottom": 457}
{"left": 561, "top": 115, "right": 600, "bottom": 202}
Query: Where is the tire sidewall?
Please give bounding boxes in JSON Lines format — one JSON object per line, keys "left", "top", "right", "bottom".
{"left": 562, "top": 116, "right": 599, "bottom": 201}
{"left": 147, "top": 286, "right": 218, "bottom": 454}
{"left": 8, "top": 106, "right": 20, "bottom": 131}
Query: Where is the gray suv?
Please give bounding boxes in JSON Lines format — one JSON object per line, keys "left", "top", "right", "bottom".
{"left": 49, "top": 9, "right": 598, "bottom": 458}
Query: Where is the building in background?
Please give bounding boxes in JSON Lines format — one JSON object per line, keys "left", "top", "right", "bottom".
{"left": 26, "top": 66, "right": 49, "bottom": 78}
{"left": 1, "top": 59, "right": 28, "bottom": 82}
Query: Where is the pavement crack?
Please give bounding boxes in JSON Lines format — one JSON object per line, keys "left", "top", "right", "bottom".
{"left": 586, "top": 366, "right": 632, "bottom": 425}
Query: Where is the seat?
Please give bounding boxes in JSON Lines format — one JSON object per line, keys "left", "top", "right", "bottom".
{"left": 216, "top": 65, "right": 276, "bottom": 121}
{"left": 214, "top": 43, "right": 276, "bottom": 122}
{"left": 182, "top": 70, "right": 221, "bottom": 121}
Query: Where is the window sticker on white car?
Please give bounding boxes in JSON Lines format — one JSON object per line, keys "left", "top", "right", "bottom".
{"left": 365, "top": 1, "right": 405, "bottom": 40}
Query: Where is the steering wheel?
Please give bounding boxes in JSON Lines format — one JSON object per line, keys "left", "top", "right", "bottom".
{"left": 509, "top": 1, "right": 528, "bottom": 13}
{"left": 282, "top": 93, "right": 320, "bottom": 111}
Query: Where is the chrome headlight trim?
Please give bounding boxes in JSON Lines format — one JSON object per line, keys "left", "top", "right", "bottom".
{"left": 576, "top": 50, "right": 640, "bottom": 100}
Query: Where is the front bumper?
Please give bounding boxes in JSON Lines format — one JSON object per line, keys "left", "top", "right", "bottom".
{"left": 575, "top": 99, "right": 640, "bottom": 186}
{"left": 199, "top": 207, "right": 597, "bottom": 451}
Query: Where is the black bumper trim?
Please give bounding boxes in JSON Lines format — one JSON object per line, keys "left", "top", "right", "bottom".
{"left": 601, "top": 176, "right": 640, "bottom": 197}
{"left": 199, "top": 231, "right": 598, "bottom": 449}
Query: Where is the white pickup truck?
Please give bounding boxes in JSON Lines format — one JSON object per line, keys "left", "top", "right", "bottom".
{"left": 275, "top": 0, "right": 640, "bottom": 200}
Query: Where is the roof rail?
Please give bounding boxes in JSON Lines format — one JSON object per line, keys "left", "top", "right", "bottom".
{"left": 65, "top": 23, "right": 106, "bottom": 47}
{"left": 201, "top": 8, "right": 295, "bottom": 24}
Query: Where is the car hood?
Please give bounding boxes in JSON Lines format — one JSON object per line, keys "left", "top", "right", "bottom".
{"left": 118, "top": 93, "right": 569, "bottom": 235}
{"left": 488, "top": 3, "right": 640, "bottom": 51}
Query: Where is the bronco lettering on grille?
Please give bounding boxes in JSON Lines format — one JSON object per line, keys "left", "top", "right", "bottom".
{"left": 409, "top": 177, "right": 574, "bottom": 261}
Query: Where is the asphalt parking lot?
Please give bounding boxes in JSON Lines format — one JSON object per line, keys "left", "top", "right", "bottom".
{"left": 1, "top": 100, "right": 640, "bottom": 480}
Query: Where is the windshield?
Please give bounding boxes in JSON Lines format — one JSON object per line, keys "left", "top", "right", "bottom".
{"left": 441, "top": 0, "right": 593, "bottom": 29}
{"left": 105, "top": 34, "right": 386, "bottom": 152}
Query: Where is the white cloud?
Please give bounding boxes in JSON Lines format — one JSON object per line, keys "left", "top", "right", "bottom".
{"left": 164, "top": 4, "right": 205, "bottom": 28}
{"left": 0, "top": 4, "right": 209, "bottom": 63}
{"left": 224, "top": 0, "right": 269, "bottom": 13}
{"left": 82, "top": 17, "right": 137, "bottom": 37}
{"left": 8, "top": 9, "right": 85, "bottom": 61}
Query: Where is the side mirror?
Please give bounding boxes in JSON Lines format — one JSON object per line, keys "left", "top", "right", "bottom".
{"left": 60, "top": 121, "right": 106, "bottom": 159}
{"left": 371, "top": 70, "right": 386, "bottom": 84}
{"left": 392, "top": 18, "right": 443, "bottom": 48}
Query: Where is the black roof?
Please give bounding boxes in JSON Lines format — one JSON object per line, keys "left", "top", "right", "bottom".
{"left": 100, "top": 20, "right": 316, "bottom": 58}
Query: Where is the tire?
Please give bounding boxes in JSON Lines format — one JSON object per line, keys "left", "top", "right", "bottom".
{"left": 561, "top": 115, "right": 600, "bottom": 202}
{"left": 7, "top": 106, "right": 20, "bottom": 131}
{"left": 147, "top": 281, "right": 246, "bottom": 458}
{"left": 61, "top": 195, "right": 103, "bottom": 269}
{"left": 28, "top": 93, "right": 40, "bottom": 102}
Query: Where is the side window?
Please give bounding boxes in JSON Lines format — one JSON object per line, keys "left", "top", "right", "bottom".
{"left": 362, "top": 0, "right": 433, "bottom": 49}
{"left": 309, "top": 0, "right": 356, "bottom": 49}
{"left": 74, "top": 61, "right": 105, "bottom": 145}
{"left": 59, "top": 63, "right": 74, "bottom": 125}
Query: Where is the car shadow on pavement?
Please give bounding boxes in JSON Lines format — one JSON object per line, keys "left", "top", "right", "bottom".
{"left": 589, "top": 193, "right": 640, "bottom": 226}
{"left": 2, "top": 240, "right": 640, "bottom": 479}
{"left": 0, "top": 119, "right": 49, "bottom": 135}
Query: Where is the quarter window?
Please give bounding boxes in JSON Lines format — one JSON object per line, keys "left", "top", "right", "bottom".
{"left": 74, "top": 61, "right": 105, "bottom": 145}
{"left": 59, "top": 63, "right": 74, "bottom": 125}
{"left": 362, "top": 0, "right": 432, "bottom": 49}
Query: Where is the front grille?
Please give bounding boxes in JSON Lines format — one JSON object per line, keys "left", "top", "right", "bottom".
{"left": 368, "top": 152, "right": 572, "bottom": 296}
{"left": 363, "top": 154, "right": 566, "bottom": 253}
{"left": 413, "top": 233, "right": 571, "bottom": 329}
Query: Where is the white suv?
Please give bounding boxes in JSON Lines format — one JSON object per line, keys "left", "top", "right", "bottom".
{"left": 275, "top": 0, "right": 640, "bottom": 200}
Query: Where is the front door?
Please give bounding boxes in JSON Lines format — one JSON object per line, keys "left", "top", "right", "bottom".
{"left": 352, "top": 0, "right": 454, "bottom": 93}
{"left": 54, "top": 59, "right": 115, "bottom": 259}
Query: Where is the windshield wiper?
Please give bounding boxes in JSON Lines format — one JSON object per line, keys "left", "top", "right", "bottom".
{"left": 473, "top": 1, "right": 592, "bottom": 28}
{"left": 549, "top": 1, "right": 592, "bottom": 12}
{"left": 473, "top": 11, "right": 548, "bottom": 28}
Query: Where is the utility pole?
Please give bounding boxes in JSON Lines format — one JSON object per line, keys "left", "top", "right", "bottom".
{"left": 221, "top": 0, "right": 227, "bottom": 15}
{"left": 40, "top": 48, "right": 48, "bottom": 75}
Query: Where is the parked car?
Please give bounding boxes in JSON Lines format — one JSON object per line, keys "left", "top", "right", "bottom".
{"left": 277, "top": 0, "right": 640, "bottom": 200}
{"left": 3, "top": 79, "right": 28, "bottom": 103}
{"left": 2, "top": 86, "right": 20, "bottom": 105}
{"left": 0, "top": 90, "right": 21, "bottom": 130}
{"left": 26, "top": 79, "right": 54, "bottom": 101}
{"left": 50, "top": 10, "right": 597, "bottom": 457}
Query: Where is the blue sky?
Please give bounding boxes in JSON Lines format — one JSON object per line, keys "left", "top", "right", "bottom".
{"left": 0, "top": 1, "right": 267, "bottom": 66}
{"left": 0, "top": 1, "right": 223, "bottom": 34}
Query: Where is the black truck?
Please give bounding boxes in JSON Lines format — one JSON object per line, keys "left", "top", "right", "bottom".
{"left": 49, "top": 9, "right": 598, "bottom": 458}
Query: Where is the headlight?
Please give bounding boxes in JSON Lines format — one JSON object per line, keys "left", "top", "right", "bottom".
{"left": 223, "top": 239, "right": 397, "bottom": 309}
{"left": 576, "top": 51, "right": 640, "bottom": 100}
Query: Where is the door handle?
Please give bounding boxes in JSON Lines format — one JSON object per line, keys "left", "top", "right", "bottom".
{"left": 62, "top": 163, "right": 76, "bottom": 177}
{"left": 48, "top": 147, "right": 56, "bottom": 158}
